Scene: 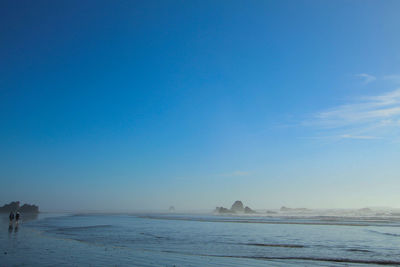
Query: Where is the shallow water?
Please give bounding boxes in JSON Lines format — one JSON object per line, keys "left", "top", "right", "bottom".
{"left": 2, "top": 213, "right": 400, "bottom": 266}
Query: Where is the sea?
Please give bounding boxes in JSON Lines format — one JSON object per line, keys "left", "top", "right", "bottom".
{"left": 2, "top": 212, "right": 400, "bottom": 266}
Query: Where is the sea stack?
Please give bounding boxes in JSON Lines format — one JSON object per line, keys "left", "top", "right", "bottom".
{"left": 231, "top": 201, "right": 244, "bottom": 212}
{"left": 215, "top": 200, "right": 256, "bottom": 214}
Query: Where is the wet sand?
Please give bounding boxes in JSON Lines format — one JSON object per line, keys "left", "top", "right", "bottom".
{"left": 1, "top": 213, "right": 398, "bottom": 266}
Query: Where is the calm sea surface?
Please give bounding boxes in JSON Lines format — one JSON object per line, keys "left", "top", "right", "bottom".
{"left": 2, "top": 213, "right": 400, "bottom": 266}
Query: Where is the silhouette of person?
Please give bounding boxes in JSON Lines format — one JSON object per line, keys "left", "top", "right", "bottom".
{"left": 9, "top": 211, "right": 14, "bottom": 229}
{"left": 15, "top": 212, "right": 20, "bottom": 227}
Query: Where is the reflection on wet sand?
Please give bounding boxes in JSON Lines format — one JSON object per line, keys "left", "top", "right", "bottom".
{"left": 2, "top": 213, "right": 39, "bottom": 232}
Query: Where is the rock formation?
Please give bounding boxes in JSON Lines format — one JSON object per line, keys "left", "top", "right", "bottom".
{"left": 0, "top": 201, "right": 39, "bottom": 213}
{"left": 215, "top": 201, "right": 256, "bottom": 214}
{"left": 214, "top": 207, "right": 231, "bottom": 214}
{"left": 231, "top": 201, "right": 244, "bottom": 212}
{"left": 20, "top": 203, "right": 39, "bottom": 213}
{"left": 0, "top": 201, "right": 20, "bottom": 213}
{"left": 244, "top": 206, "right": 255, "bottom": 214}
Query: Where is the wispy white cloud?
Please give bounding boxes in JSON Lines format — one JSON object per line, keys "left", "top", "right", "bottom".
{"left": 356, "top": 73, "right": 376, "bottom": 84}
{"left": 308, "top": 88, "right": 400, "bottom": 141}
{"left": 339, "top": 134, "right": 380, "bottom": 140}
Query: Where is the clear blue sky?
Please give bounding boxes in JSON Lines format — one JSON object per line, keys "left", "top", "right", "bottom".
{"left": 1, "top": 0, "right": 400, "bottom": 211}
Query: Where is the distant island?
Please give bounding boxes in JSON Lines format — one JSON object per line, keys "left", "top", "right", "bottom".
{"left": 0, "top": 201, "right": 39, "bottom": 213}
{"left": 215, "top": 200, "right": 256, "bottom": 214}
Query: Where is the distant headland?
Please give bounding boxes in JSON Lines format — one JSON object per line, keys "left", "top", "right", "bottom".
{"left": 0, "top": 201, "right": 39, "bottom": 213}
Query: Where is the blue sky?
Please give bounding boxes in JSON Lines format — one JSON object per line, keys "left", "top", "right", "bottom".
{"left": 1, "top": 0, "right": 400, "bottom": 211}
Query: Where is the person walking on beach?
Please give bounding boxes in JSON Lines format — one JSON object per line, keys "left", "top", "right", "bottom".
{"left": 9, "top": 211, "right": 14, "bottom": 228}
{"left": 15, "top": 211, "right": 20, "bottom": 227}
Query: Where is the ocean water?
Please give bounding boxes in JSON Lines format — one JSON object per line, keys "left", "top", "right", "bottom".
{"left": 2, "top": 213, "right": 400, "bottom": 266}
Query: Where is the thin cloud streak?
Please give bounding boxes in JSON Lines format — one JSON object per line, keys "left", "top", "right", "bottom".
{"left": 339, "top": 134, "right": 380, "bottom": 140}
{"left": 308, "top": 88, "right": 400, "bottom": 140}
